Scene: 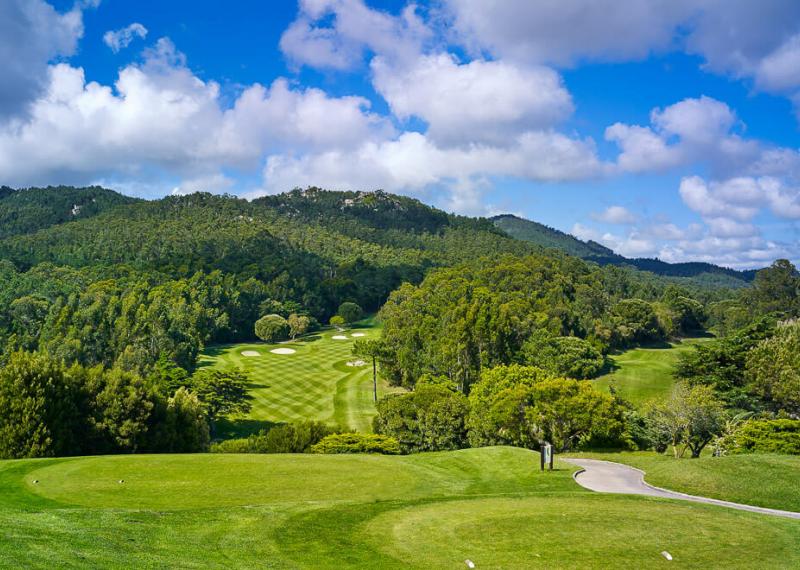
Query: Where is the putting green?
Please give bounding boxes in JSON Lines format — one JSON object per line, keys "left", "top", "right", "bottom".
{"left": 198, "top": 319, "right": 401, "bottom": 435}
{"left": 1, "top": 447, "right": 798, "bottom": 568}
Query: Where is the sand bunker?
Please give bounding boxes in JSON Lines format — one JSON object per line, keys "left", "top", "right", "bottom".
{"left": 241, "top": 350, "right": 260, "bottom": 357}
{"left": 270, "top": 348, "right": 296, "bottom": 355}
{"left": 351, "top": 333, "right": 366, "bottom": 337}
{"left": 346, "top": 360, "right": 367, "bottom": 367}
{"left": 332, "top": 335, "right": 348, "bottom": 340}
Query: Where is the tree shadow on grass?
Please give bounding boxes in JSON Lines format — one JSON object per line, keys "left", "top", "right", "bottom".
{"left": 215, "top": 418, "right": 281, "bottom": 440}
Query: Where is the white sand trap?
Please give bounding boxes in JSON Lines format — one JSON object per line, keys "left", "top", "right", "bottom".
{"left": 351, "top": 333, "right": 366, "bottom": 337}
{"left": 346, "top": 360, "right": 367, "bottom": 367}
{"left": 332, "top": 335, "right": 348, "bottom": 340}
{"left": 241, "top": 350, "right": 260, "bottom": 357}
{"left": 270, "top": 348, "right": 296, "bottom": 355}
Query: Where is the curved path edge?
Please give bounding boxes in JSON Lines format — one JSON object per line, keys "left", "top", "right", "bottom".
{"left": 562, "top": 457, "right": 800, "bottom": 520}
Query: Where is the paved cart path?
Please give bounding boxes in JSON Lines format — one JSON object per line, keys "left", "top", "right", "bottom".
{"left": 562, "top": 457, "right": 800, "bottom": 520}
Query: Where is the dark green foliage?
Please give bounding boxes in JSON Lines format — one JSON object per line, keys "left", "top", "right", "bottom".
{"left": 661, "top": 285, "right": 707, "bottom": 333}
{"left": 0, "top": 186, "right": 139, "bottom": 240}
{"left": 0, "top": 351, "right": 83, "bottom": 458}
{"left": 743, "top": 259, "right": 800, "bottom": 317}
{"left": 254, "top": 314, "right": 290, "bottom": 342}
{"left": 728, "top": 420, "right": 800, "bottom": 455}
{"left": 210, "top": 421, "right": 339, "bottom": 453}
{"left": 0, "top": 351, "right": 210, "bottom": 458}
{"left": 520, "top": 331, "right": 605, "bottom": 379}
{"left": 188, "top": 369, "right": 252, "bottom": 423}
{"left": 609, "top": 299, "right": 665, "bottom": 346}
{"left": 745, "top": 321, "right": 800, "bottom": 415}
{"left": 336, "top": 302, "right": 363, "bottom": 324}
{"left": 373, "top": 385, "right": 469, "bottom": 453}
{"left": 466, "top": 365, "right": 624, "bottom": 452}
{"left": 676, "top": 317, "right": 777, "bottom": 409}
{"left": 310, "top": 432, "right": 401, "bottom": 454}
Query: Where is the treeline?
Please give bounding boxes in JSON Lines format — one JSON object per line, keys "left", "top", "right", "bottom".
{"left": 378, "top": 254, "right": 709, "bottom": 391}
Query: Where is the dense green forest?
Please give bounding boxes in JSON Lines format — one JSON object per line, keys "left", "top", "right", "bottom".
{"left": 0, "top": 185, "right": 796, "bottom": 459}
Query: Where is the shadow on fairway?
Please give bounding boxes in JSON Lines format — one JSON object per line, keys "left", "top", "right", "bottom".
{"left": 215, "top": 418, "right": 281, "bottom": 439}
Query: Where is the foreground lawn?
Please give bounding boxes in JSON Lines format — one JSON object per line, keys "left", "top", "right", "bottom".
{"left": 1, "top": 447, "right": 799, "bottom": 568}
{"left": 572, "top": 451, "right": 800, "bottom": 512}
{"left": 199, "top": 318, "right": 401, "bottom": 436}
{"left": 594, "top": 338, "right": 709, "bottom": 406}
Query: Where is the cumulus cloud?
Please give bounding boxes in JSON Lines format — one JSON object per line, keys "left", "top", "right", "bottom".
{"left": 371, "top": 53, "right": 573, "bottom": 146}
{"left": 445, "top": 0, "right": 693, "bottom": 66}
{"left": 279, "top": 0, "right": 429, "bottom": 70}
{"left": 0, "top": 38, "right": 395, "bottom": 187}
{"left": 0, "top": 0, "right": 87, "bottom": 120}
{"left": 591, "top": 206, "right": 637, "bottom": 224}
{"left": 103, "top": 23, "right": 148, "bottom": 53}
{"left": 256, "top": 130, "right": 606, "bottom": 213}
{"left": 607, "top": 96, "right": 762, "bottom": 174}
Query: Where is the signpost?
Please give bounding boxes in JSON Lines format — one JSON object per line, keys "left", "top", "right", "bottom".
{"left": 540, "top": 442, "right": 553, "bottom": 471}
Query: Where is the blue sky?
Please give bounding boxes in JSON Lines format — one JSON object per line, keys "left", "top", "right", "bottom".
{"left": 3, "top": 0, "right": 800, "bottom": 268}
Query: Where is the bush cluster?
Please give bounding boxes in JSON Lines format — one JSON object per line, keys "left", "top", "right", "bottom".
{"left": 211, "top": 421, "right": 339, "bottom": 454}
{"left": 310, "top": 433, "right": 400, "bottom": 454}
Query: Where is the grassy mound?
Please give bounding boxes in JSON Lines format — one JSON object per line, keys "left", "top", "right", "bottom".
{"left": 198, "top": 319, "right": 401, "bottom": 436}
{"left": 1, "top": 447, "right": 799, "bottom": 568}
{"left": 593, "top": 339, "right": 708, "bottom": 406}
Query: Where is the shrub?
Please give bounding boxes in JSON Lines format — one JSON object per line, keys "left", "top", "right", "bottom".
{"left": 329, "top": 315, "right": 346, "bottom": 327}
{"left": 254, "top": 314, "right": 290, "bottom": 342}
{"left": 310, "top": 433, "right": 400, "bottom": 454}
{"left": 337, "top": 302, "right": 363, "bottom": 324}
{"left": 373, "top": 385, "right": 469, "bottom": 453}
{"left": 729, "top": 419, "right": 800, "bottom": 455}
{"left": 211, "top": 421, "right": 338, "bottom": 453}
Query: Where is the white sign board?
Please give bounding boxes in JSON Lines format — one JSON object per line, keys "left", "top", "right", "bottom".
{"left": 543, "top": 443, "right": 552, "bottom": 465}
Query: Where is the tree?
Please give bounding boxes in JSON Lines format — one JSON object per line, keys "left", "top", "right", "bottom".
{"left": 520, "top": 331, "right": 605, "bottom": 379}
{"left": 646, "top": 384, "right": 724, "bottom": 458}
{"left": 337, "top": 302, "right": 363, "bottom": 324}
{"left": 352, "top": 338, "right": 386, "bottom": 402}
{"left": 0, "top": 351, "right": 84, "bottom": 459}
{"left": 746, "top": 321, "right": 800, "bottom": 415}
{"left": 746, "top": 259, "right": 800, "bottom": 317}
{"left": 610, "top": 299, "right": 664, "bottom": 346}
{"left": 254, "top": 314, "right": 289, "bottom": 343}
{"left": 287, "top": 313, "right": 311, "bottom": 340}
{"left": 149, "top": 387, "right": 210, "bottom": 452}
{"left": 83, "top": 366, "right": 156, "bottom": 453}
{"left": 373, "top": 385, "right": 469, "bottom": 453}
{"left": 329, "top": 315, "right": 346, "bottom": 328}
{"left": 466, "top": 365, "right": 624, "bottom": 452}
{"left": 189, "top": 369, "right": 252, "bottom": 433}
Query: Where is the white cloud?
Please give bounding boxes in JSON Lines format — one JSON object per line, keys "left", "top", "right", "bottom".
{"left": 103, "top": 23, "right": 148, "bottom": 53}
{"left": 445, "top": 0, "right": 693, "bottom": 67}
{"left": 591, "top": 206, "right": 637, "bottom": 224}
{"left": 0, "top": 0, "right": 88, "bottom": 119}
{"left": 257, "top": 130, "right": 605, "bottom": 211}
{"left": 279, "top": 0, "right": 429, "bottom": 70}
{"left": 608, "top": 96, "right": 763, "bottom": 174}
{"left": 0, "top": 38, "right": 395, "bottom": 187}
{"left": 371, "top": 53, "right": 573, "bottom": 146}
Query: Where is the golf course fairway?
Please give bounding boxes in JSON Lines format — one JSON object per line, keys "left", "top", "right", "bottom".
{"left": 1, "top": 447, "right": 798, "bottom": 568}
{"left": 198, "top": 319, "right": 400, "bottom": 436}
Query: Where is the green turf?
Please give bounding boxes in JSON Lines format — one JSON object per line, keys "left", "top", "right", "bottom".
{"left": 198, "top": 319, "right": 401, "bottom": 436}
{"left": 570, "top": 451, "right": 800, "bottom": 512}
{"left": 593, "top": 338, "right": 710, "bottom": 406}
{"left": 1, "top": 448, "right": 799, "bottom": 568}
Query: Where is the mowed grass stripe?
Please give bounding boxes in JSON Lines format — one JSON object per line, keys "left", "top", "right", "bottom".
{"left": 198, "top": 320, "right": 403, "bottom": 435}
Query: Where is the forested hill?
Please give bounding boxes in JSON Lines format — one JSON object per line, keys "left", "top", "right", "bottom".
{"left": 0, "top": 185, "right": 140, "bottom": 240}
{"left": 492, "top": 214, "right": 755, "bottom": 287}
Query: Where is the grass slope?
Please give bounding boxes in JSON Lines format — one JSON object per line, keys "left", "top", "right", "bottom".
{"left": 571, "top": 451, "right": 800, "bottom": 512}
{"left": 1, "top": 448, "right": 799, "bottom": 568}
{"left": 594, "top": 339, "right": 708, "bottom": 406}
{"left": 199, "top": 320, "right": 400, "bottom": 436}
